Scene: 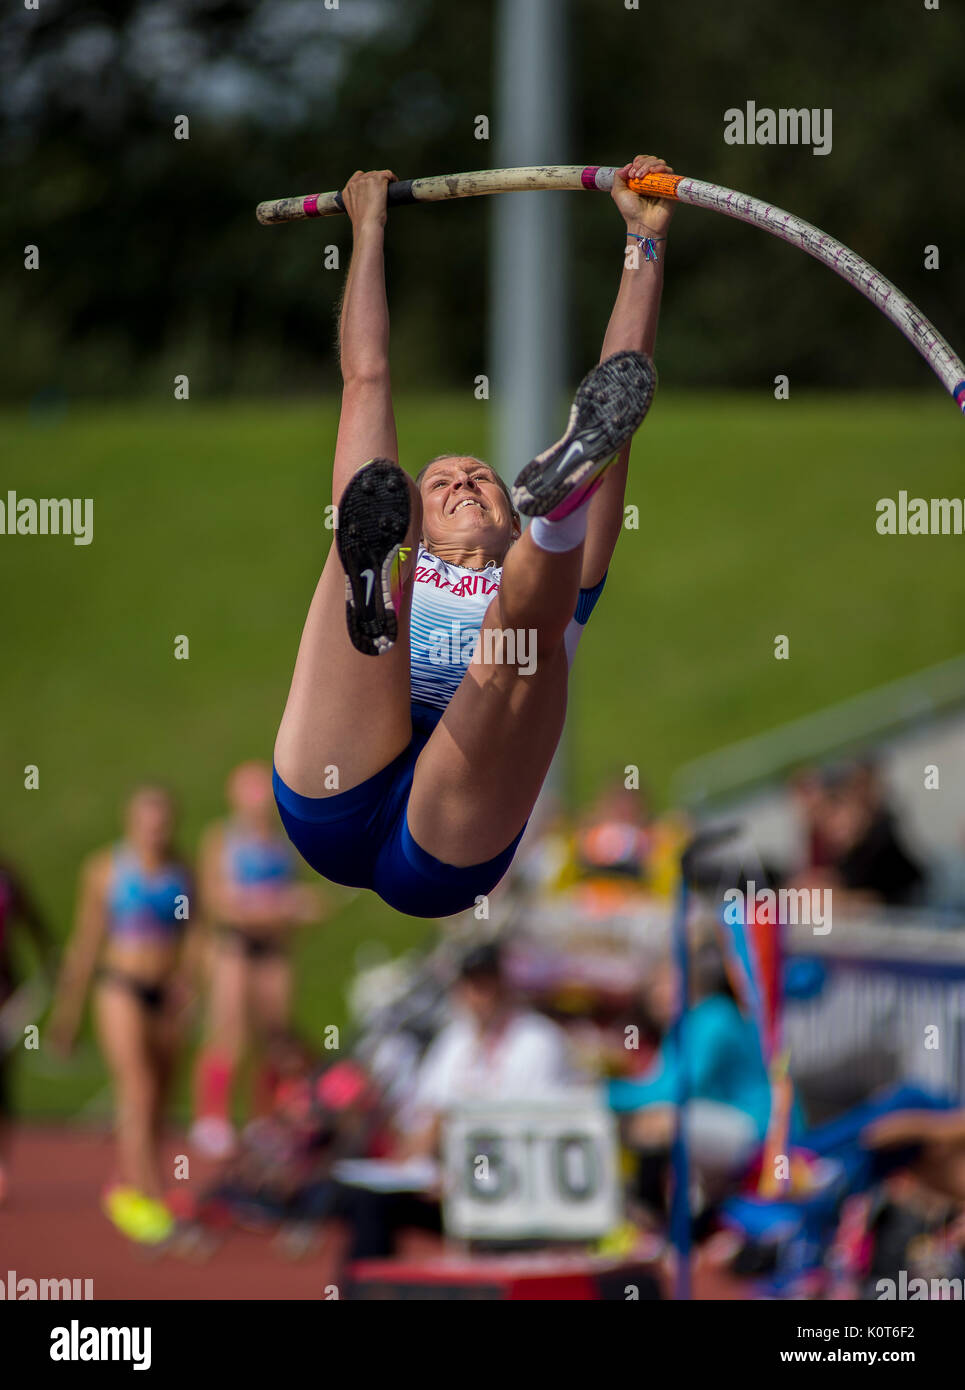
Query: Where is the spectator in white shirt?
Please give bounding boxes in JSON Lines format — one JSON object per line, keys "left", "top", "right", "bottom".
{"left": 403, "top": 942, "right": 583, "bottom": 1156}
{"left": 332, "top": 943, "right": 584, "bottom": 1265}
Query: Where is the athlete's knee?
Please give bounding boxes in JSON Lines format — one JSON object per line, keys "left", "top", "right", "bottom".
{"left": 207, "top": 1023, "right": 245, "bottom": 1061}
{"left": 115, "top": 1073, "right": 156, "bottom": 1119}
{"left": 206, "top": 997, "right": 247, "bottom": 1057}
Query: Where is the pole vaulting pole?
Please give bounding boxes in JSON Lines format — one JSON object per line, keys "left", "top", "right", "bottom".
{"left": 257, "top": 166, "right": 965, "bottom": 416}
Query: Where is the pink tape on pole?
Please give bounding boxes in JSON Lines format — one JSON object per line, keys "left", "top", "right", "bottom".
{"left": 581, "top": 166, "right": 599, "bottom": 190}
{"left": 303, "top": 195, "right": 320, "bottom": 217}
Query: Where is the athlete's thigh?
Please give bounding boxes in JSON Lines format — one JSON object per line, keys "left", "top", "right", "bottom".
{"left": 274, "top": 492, "right": 421, "bottom": 800}
{"left": 407, "top": 597, "right": 569, "bottom": 867}
{"left": 95, "top": 985, "right": 153, "bottom": 1091}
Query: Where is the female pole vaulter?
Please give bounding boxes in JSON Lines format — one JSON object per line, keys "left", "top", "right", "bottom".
{"left": 273, "top": 154, "right": 674, "bottom": 919}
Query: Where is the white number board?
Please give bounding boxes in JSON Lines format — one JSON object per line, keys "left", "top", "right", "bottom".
{"left": 442, "top": 1095, "right": 621, "bottom": 1241}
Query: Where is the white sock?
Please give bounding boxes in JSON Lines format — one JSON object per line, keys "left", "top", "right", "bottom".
{"left": 528, "top": 504, "right": 590, "bottom": 555}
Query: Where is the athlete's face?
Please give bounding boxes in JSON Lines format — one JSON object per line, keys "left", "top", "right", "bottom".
{"left": 419, "top": 458, "right": 518, "bottom": 555}
{"left": 228, "top": 761, "right": 273, "bottom": 824}
{"left": 126, "top": 789, "right": 175, "bottom": 856}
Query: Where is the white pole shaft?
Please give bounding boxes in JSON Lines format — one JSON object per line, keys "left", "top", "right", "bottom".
{"left": 671, "top": 175, "right": 965, "bottom": 408}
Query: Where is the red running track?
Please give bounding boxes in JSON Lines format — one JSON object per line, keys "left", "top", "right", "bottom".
{"left": 0, "top": 1125, "right": 745, "bottom": 1300}
{"left": 0, "top": 1124, "right": 352, "bottom": 1300}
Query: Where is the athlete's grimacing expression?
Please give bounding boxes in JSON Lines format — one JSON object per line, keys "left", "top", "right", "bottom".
{"left": 419, "top": 457, "right": 518, "bottom": 559}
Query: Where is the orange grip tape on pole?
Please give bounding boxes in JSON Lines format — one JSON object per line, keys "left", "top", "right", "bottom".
{"left": 627, "top": 171, "right": 683, "bottom": 200}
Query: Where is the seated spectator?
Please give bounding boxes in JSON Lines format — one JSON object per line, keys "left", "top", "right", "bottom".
{"left": 402, "top": 941, "right": 585, "bottom": 1155}
{"left": 608, "top": 944, "right": 775, "bottom": 1206}
{"left": 573, "top": 784, "right": 651, "bottom": 883}
{"left": 333, "top": 942, "right": 584, "bottom": 1262}
{"left": 195, "top": 1031, "right": 391, "bottom": 1240}
{"left": 788, "top": 766, "right": 836, "bottom": 874}
{"left": 834, "top": 758, "right": 922, "bottom": 906}
{"left": 570, "top": 781, "right": 689, "bottom": 901}
{"left": 788, "top": 758, "right": 922, "bottom": 910}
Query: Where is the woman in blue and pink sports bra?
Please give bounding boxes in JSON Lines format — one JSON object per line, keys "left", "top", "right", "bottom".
{"left": 190, "top": 761, "right": 324, "bottom": 1160}
{"left": 49, "top": 784, "right": 194, "bottom": 1244}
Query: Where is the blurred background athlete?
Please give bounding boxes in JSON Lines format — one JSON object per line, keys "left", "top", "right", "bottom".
{"left": 49, "top": 785, "right": 196, "bottom": 1244}
{"left": 191, "top": 760, "right": 325, "bottom": 1159}
{"left": 0, "top": 852, "right": 55, "bottom": 1204}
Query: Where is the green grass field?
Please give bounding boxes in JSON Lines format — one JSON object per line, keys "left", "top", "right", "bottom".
{"left": 2, "top": 390, "right": 962, "bottom": 1116}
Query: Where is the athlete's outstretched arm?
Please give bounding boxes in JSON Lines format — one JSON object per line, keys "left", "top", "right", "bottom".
{"left": 332, "top": 170, "right": 400, "bottom": 502}
{"left": 47, "top": 852, "right": 109, "bottom": 1055}
{"left": 581, "top": 154, "right": 675, "bottom": 588}
{"left": 275, "top": 168, "right": 423, "bottom": 800}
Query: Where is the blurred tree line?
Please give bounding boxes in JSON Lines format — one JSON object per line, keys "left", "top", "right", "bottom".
{"left": 2, "top": 0, "right": 962, "bottom": 402}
